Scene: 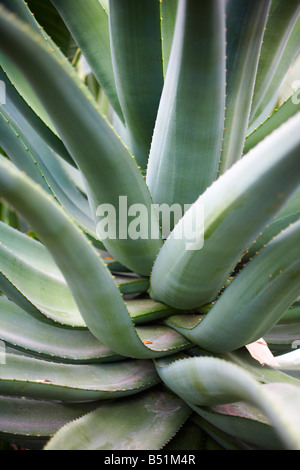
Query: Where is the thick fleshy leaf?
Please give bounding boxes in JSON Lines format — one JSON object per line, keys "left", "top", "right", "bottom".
{"left": 160, "top": 0, "right": 178, "bottom": 77}
{"left": 188, "top": 347, "right": 300, "bottom": 386}
{"left": 0, "top": 395, "right": 97, "bottom": 443}
{"left": 45, "top": 388, "right": 191, "bottom": 450}
{"left": 155, "top": 355, "right": 300, "bottom": 449}
{"left": 192, "top": 414, "right": 251, "bottom": 450}
{"left": 150, "top": 113, "right": 300, "bottom": 309}
{"left": 0, "top": 159, "right": 187, "bottom": 359}
{"left": 51, "top": 0, "right": 123, "bottom": 120}
{"left": 225, "top": 348, "right": 300, "bottom": 387}
{"left": 273, "top": 348, "right": 300, "bottom": 371}
{"left": 279, "top": 303, "right": 300, "bottom": 324}
{"left": 2, "top": 88, "right": 96, "bottom": 236}
{"left": 244, "top": 185, "right": 300, "bottom": 261}
{"left": 0, "top": 232, "right": 85, "bottom": 327}
{"left": 0, "top": 6, "right": 163, "bottom": 275}
{"left": 0, "top": 297, "right": 122, "bottom": 363}
{"left": 264, "top": 322, "right": 300, "bottom": 352}
{"left": 108, "top": 0, "right": 164, "bottom": 169}
{"left": 146, "top": 0, "right": 226, "bottom": 212}
{"left": 0, "top": 352, "right": 159, "bottom": 402}
{"left": 195, "top": 402, "right": 285, "bottom": 450}
{"left": 0, "top": 65, "right": 74, "bottom": 166}
{"left": 164, "top": 221, "right": 300, "bottom": 352}
{"left": 248, "top": 15, "right": 300, "bottom": 133}
{"left": 26, "top": 0, "right": 77, "bottom": 60}
{"left": 249, "top": 0, "right": 300, "bottom": 124}
{"left": 0, "top": 222, "right": 168, "bottom": 328}
{"left": 245, "top": 102, "right": 300, "bottom": 155}
{"left": 218, "top": 0, "right": 270, "bottom": 173}
{"left": 0, "top": 109, "right": 51, "bottom": 192}
{"left": 0, "top": 0, "right": 64, "bottom": 135}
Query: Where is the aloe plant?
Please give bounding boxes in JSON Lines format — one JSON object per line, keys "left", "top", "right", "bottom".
{"left": 0, "top": 0, "right": 300, "bottom": 451}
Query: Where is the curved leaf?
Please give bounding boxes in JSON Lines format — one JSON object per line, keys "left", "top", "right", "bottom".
{"left": 150, "top": 113, "right": 300, "bottom": 309}
{"left": 0, "top": 352, "right": 159, "bottom": 402}
{"left": 45, "top": 388, "right": 191, "bottom": 450}
{"left": 0, "top": 109, "right": 51, "bottom": 192}
{"left": 155, "top": 355, "right": 300, "bottom": 449}
{"left": 244, "top": 185, "right": 300, "bottom": 261}
{"left": 0, "top": 297, "right": 122, "bottom": 363}
{"left": 164, "top": 220, "right": 300, "bottom": 352}
{"left": 0, "top": 6, "right": 163, "bottom": 275}
{"left": 196, "top": 402, "right": 284, "bottom": 450}
{"left": 0, "top": 65, "right": 74, "bottom": 166}
{"left": 0, "top": 159, "right": 188, "bottom": 359}
{"left": 245, "top": 103, "right": 300, "bottom": 155}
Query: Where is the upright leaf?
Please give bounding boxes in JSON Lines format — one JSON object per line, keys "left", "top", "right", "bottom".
{"left": 51, "top": 0, "right": 123, "bottom": 121}
{"left": 146, "top": 0, "right": 226, "bottom": 214}
{"left": 27, "top": 0, "right": 77, "bottom": 60}
{"left": 249, "top": 0, "right": 300, "bottom": 123}
{"left": 218, "top": 0, "right": 270, "bottom": 173}
{"left": 160, "top": 0, "right": 178, "bottom": 77}
{"left": 250, "top": 18, "right": 300, "bottom": 134}
{"left": 108, "top": 0, "right": 164, "bottom": 169}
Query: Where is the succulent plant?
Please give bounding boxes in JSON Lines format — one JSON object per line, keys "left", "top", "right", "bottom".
{"left": 0, "top": 0, "right": 300, "bottom": 451}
